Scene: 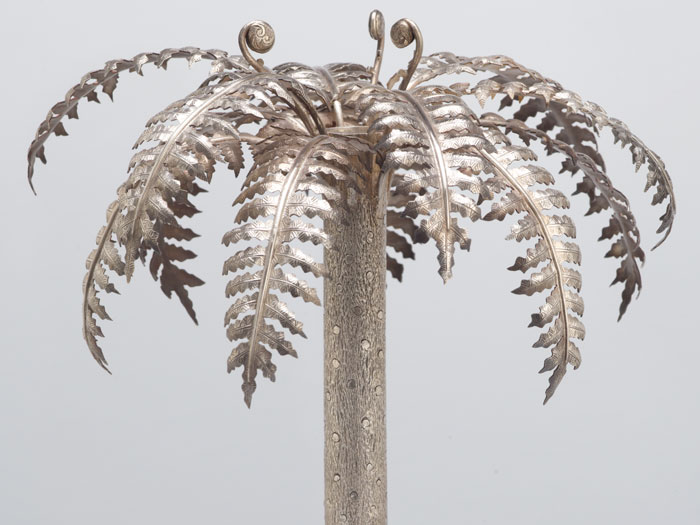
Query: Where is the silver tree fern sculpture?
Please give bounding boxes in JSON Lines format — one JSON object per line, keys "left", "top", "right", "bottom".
{"left": 27, "top": 11, "right": 676, "bottom": 525}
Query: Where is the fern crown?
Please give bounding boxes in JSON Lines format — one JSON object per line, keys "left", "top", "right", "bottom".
{"left": 27, "top": 13, "right": 675, "bottom": 406}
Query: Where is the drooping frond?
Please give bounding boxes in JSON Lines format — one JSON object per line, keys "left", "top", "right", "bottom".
{"left": 474, "top": 140, "right": 584, "bottom": 403}
{"left": 505, "top": 97, "right": 606, "bottom": 173}
{"left": 396, "top": 51, "right": 674, "bottom": 249}
{"left": 82, "top": 204, "right": 126, "bottom": 372}
{"left": 403, "top": 52, "right": 608, "bottom": 188}
{"left": 223, "top": 132, "right": 370, "bottom": 406}
{"left": 444, "top": 63, "right": 674, "bottom": 249}
{"left": 123, "top": 71, "right": 304, "bottom": 282}
{"left": 353, "top": 84, "right": 490, "bottom": 282}
{"left": 479, "top": 113, "right": 644, "bottom": 319}
{"left": 27, "top": 47, "right": 244, "bottom": 192}
{"left": 81, "top": 70, "right": 308, "bottom": 370}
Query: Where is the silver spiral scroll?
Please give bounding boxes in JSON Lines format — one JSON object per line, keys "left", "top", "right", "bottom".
{"left": 239, "top": 21, "right": 275, "bottom": 72}
{"left": 390, "top": 18, "right": 423, "bottom": 90}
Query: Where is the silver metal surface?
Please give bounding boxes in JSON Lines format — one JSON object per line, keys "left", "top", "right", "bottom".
{"left": 238, "top": 20, "right": 275, "bottom": 72}
{"left": 27, "top": 9, "right": 677, "bottom": 525}
{"left": 368, "top": 9, "right": 385, "bottom": 84}
{"left": 389, "top": 18, "right": 423, "bottom": 90}
{"left": 324, "top": 180, "right": 387, "bottom": 525}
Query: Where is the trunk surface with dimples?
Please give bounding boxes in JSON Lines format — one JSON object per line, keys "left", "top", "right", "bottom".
{"left": 323, "top": 186, "right": 387, "bottom": 525}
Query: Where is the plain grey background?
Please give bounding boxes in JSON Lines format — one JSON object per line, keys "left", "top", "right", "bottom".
{"left": 2, "top": 0, "right": 698, "bottom": 523}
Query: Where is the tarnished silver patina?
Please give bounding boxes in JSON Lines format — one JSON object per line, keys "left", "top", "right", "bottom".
{"left": 27, "top": 10, "right": 676, "bottom": 525}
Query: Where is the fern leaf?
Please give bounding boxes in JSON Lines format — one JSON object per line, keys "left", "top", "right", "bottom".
{"left": 403, "top": 51, "right": 674, "bottom": 248}
{"left": 450, "top": 65, "right": 675, "bottom": 248}
{"left": 479, "top": 113, "right": 644, "bottom": 319}
{"left": 476, "top": 144, "right": 584, "bottom": 403}
{"left": 82, "top": 207, "right": 126, "bottom": 372}
{"left": 222, "top": 244, "right": 326, "bottom": 278}
{"left": 79, "top": 70, "right": 305, "bottom": 368}
{"left": 27, "top": 47, "right": 235, "bottom": 192}
{"left": 148, "top": 232, "right": 205, "bottom": 324}
{"left": 223, "top": 132, "right": 367, "bottom": 407}
{"left": 123, "top": 71, "right": 301, "bottom": 286}
{"left": 506, "top": 97, "right": 606, "bottom": 172}
{"left": 357, "top": 84, "right": 490, "bottom": 282}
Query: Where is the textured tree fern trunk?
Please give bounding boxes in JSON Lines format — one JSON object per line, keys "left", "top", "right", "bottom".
{"left": 323, "top": 185, "right": 387, "bottom": 525}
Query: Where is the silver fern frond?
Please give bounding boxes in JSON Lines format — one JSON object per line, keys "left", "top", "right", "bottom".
{"left": 27, "top": 47, "right": 237, "bottom": 192}
{"left": 400, "top": 51, "right": 674, "bottom": 249}
{"left": 123, "top": 71, "right": 304, "bottom": 281}
{"left": 82, "top": 205, "right": 126, "bottom": 372}
{"left": 506, "top": 97, "right": 606, "bottom": 172}
{"left": 474, "top": 142, "right": 584, "bottom": 403}
{"left": 223, "top": 132, "right": 369, "bottom": 406}
{"left": 452, "top": 69, "right": 675, "bottom": 249}
{"left": 356, "top": 84, "right": 490, "bottom": 282}
{"left": 81, "top": 179, "right": 205, "bottom": 373}
{"left": 479, "top": 113, "right": 644, "bottom": 320}
{"left": 80, "top": 70, "right": 306, "bottom": 370}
